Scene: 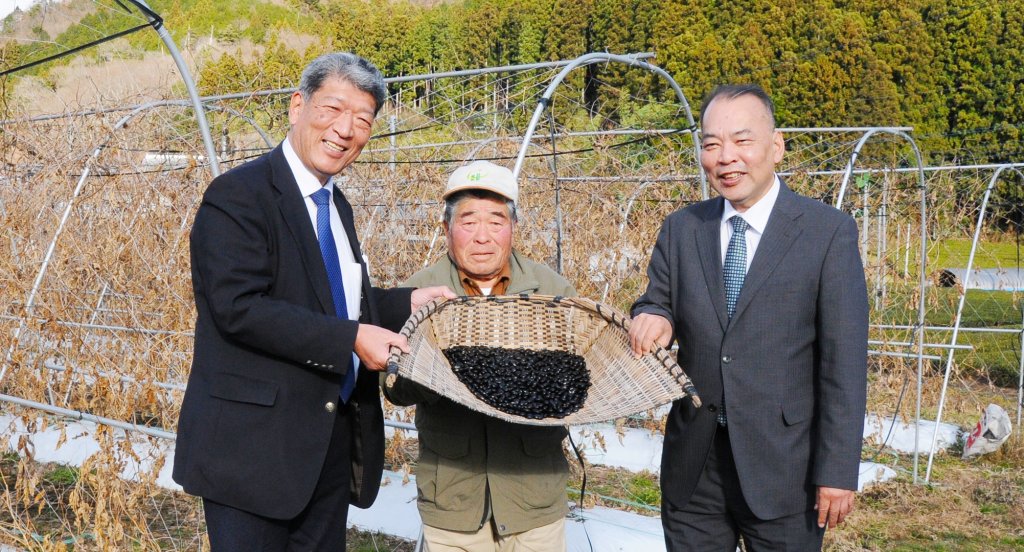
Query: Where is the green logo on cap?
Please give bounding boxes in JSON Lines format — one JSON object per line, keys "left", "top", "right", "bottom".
{"left": 467, "top": 172, "right": 483, "bottom": 181}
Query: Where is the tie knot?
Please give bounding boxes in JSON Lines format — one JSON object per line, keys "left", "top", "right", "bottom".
{"left": 312, "top": 188, "right": 331, "bottom": 207}
{"left": 730, "top": 216, "right": 748, "bottom": 233}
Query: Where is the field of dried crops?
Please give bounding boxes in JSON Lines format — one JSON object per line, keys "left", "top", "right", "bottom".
{"left": 1, "top": 63, "right": 1022, "bottom": 549}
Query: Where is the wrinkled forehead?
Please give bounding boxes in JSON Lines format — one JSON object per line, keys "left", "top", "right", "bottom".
{"left": 309, "top": 78, "right": 377, "bottom": 112}
{"left": 453, "top": 196, "right": 512, "bottom": 217}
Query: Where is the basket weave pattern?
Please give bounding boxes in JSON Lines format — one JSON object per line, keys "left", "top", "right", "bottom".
{"left": 386, "top": 294, "right": 701, "bottom": 426}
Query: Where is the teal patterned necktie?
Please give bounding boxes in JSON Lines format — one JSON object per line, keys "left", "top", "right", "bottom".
{"left": 724, "top": 216, "right": 749, "bottom": 320}
{"left": 719, "top": 215, "right": 748, "bottom": 426}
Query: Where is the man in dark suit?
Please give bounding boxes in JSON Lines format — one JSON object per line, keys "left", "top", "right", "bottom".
{"left": 629, "top": 84, "right": 868, "bottom": 551}
{"left": 173, "top": 52, "right": 454, "bottom": 550}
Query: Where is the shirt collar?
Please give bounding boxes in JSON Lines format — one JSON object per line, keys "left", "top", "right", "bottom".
{"left": 721, "top": 175, "right": 781, "bottom": 235}
{"left": 454, "top": 257, "right": 513, "bottom": 296}
{"left": 283, "top": 136, "right": 333, "bottom": 197}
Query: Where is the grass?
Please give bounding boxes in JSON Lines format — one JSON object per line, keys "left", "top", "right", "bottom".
{"left": 920, "top": 238, "right": 1023, "bottom": 387}
{"left": 835, "top": 441, "right": 1024, "bottom": 551}
{"left": 870, "top": 275, "right": 1022, "bottom": 387}
{"left": 566, "top": 426, "right": 1024, "bottom": 551}
{"left": 562, "top": 419, "right": 1024, "bottom": 551}
{"left": 0, "top": 451, "right": 416, "bottom": 551}
{"left": 568, "top": 466, "right": 662, "bottom": 513}
{"left": 42, "top": 465, "right": 79, "bottom": 487}
{"left": 347, "top": 530, "right": 414, "bottom": 551}
{"left": 929, "top": 237, "right": 1024, "bottom": 271}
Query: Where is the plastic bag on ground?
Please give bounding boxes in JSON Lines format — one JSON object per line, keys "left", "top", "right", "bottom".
{"left": 962, "top": 403, "right": 1012, "bottom": 459}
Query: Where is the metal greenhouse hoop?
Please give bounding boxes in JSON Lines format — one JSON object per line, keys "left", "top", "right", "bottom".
{"left": 513, "top": 52, "right": 704, "bottom": 274}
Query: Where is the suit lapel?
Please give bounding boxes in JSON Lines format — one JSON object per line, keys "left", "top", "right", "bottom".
{"left": 270, "top": 146, "right": 335, "bottom": 315}
{"left": 695, "top": 199, "right": 730, "bottom": 332}
{"left": 730, "top": 183, "right": 804, "bottom": 323}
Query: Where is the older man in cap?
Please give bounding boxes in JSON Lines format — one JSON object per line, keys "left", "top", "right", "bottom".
{"left": 384, "top": 160, "right": 576, "bottom": 551}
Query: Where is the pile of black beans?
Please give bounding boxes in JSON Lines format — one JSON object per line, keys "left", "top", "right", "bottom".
{"left": 443, "top": 345, "right": 590, "bottom": 419}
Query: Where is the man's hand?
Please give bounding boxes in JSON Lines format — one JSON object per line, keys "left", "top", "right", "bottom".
{"left": 629, "top": 313, "right": 673, "bottom": 357}
{"left": 411, "top": 286, "right": 458, "bottom": 312}
{"left": 354, "top": 324, "right": 409, "bottom": 371}
{"left": 815, "top": 486, "right": 855, "bottom": 529}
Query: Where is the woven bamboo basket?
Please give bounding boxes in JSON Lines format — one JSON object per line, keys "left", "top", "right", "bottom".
{"left": 385, "top": 294, "right": 701, "bottom": 426}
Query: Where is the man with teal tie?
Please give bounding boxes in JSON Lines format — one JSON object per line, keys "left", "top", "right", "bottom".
{"left": 630, "top": 84, "right": 869, "bottom": 551}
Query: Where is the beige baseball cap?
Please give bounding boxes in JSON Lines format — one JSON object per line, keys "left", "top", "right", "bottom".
{"left": 443, "top": 160, "right": 518, "bottom": 204}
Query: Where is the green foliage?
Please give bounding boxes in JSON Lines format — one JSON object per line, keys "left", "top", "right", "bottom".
{"left": 3, "top": 0, "right": 312, "bottom": 78}
{"left": 43, "top": 464, "right": 80, "bottom": 487}
{"left": 3, "top": 0, "right": 1022, "bottom": 166}
{"left": 929, "top": 238, "right": 1024, "bottom": 271}
{"left": 625, "top": 471, "right": 661, "bottom": 506}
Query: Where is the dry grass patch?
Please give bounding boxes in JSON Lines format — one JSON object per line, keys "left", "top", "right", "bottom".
{"left": 831, "top": 440, "right": 1024, "bottom": 551}
{"left": 0, "top": 448, "right": 204, "bottom": 550}
{"left": 0, "top": 446, "right": 415, "bottom": 551}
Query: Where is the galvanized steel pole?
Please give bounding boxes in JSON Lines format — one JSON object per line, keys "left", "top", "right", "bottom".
{"left": 129, "top": 0, "right": 221, "bottom": 177}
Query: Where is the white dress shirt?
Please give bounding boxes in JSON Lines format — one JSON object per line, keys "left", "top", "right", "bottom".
{"left": 720, "top": 176, "right": 781, "bottom": 271}
{"left": 282, "top": 137, "right": 362, "bottom": 374}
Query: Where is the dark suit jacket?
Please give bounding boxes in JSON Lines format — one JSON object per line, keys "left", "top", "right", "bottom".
{"left": 172, "top": 144, "right": 412, "bottom": 519}
{"left": 633, "top": 181, "right": 868, "bottom": 520}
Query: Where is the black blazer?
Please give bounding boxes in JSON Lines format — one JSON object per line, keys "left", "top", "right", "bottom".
{"left": 633, "top": 182, "right": 868, "bottom": 520}
{"left": 172, "top": 145, "right": 412, "bottom": 518}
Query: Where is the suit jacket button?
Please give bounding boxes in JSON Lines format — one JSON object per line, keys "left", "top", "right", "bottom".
{"left": 328, "top": 364, "right": 334, "bottom": 369}
{"left": 708, "top": 404, "right": 718, "bottom": 413}
{"left": 722, "top": 355, "right": 732, "bottom": 363}
{"left": 325, "top": 402, "right": 337, "bottom": 413}
{"left": 306, "top": 360, "right": 313, "bottom": 365}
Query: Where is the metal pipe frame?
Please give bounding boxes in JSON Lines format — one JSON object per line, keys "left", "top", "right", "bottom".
{"left": 1019, "top": 309, "right": 1024, "bottom": 432}
{"left": 834, "top": 128, "right": 929, "bottom": 483}
{"left": 511, "top": 52, "right": 703, "bottom": 275}
{"left": 512, "top": 53, "right": 703, "bottom": 195}
{"left": 0, "top": 55, "right": 655, "bottom": 126}
{"left": 926, "top": 165, "right": 1024, "bottom": 481}
{"left": 0, "top": 98, "right": 275, "bottom": 385}
{"left": 869, "top": 350, "right": 942, "bottom": 361}
{"left": 128, "top": 0, "right": 220, "bottom": 177}
{"left": 362, "top": 128, "right": 692, "bottom": 156}
{"left": 873, "top": 323, "right": 1022, "bottom": 334}
{"left": 3, "top": 42, "right": 1021, "bottom": 466}
{"left": 0, "top": 393, "right": 177, "bottom": 441}
{"left": 868, "top": 340, "right": 973, "bottom": 351}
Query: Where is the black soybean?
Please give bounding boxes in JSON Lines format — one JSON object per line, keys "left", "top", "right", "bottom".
{"left": 442, "top": 346, "right": 590, "bottom": 419}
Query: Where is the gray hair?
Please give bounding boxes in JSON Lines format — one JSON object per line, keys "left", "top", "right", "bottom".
{"left": 700, "top": 83, "right": 776, "bottom": 129}
{"left": 443, "top": 189, "right": 518, "bottom": 225}
{"left": 298, "top": 52, "right": 387, "bottom": 116}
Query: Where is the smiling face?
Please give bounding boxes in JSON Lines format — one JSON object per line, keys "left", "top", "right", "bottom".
{"left": 700, "top": 93, "right": 785, "bottom": 212}
{"left": 287, "top": 77, "right": 377, "bottom": 184}
{"left": 445, "top": 196, "right": 515, "bottom": 288}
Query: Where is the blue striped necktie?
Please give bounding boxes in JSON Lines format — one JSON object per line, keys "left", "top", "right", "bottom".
{"left": 312, "top": 188, "right": 356, "bottom": 403}
{"left": 719, "top": 215, "right": 748, "bottom": 426}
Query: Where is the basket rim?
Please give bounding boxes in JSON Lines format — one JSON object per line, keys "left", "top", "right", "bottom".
{"left": 384, "top": 293, "right": 702, "bottom": 424}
